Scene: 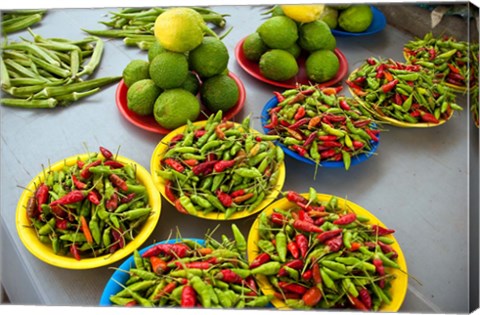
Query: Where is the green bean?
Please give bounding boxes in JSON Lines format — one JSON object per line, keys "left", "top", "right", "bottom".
{"left": 77, "top": 37, "right": 103, "bottom": 76}
{"left": 0, "top": 97, "right": 58, "bottom": 109}
{"left": 28, "top": 54, "right": 71, "bottom": 78}
{"left": 34, "top": 75, "right": 121, "bottom": 98}
{"left": 55, "top": 88, "right": 100, "bottom": 103}
{"left": 2, "top": 13, "right": 43, "bottom": 34}
{"left": 4, "top": 42, "right": 60, "bottom": 67}
{"left": 0, "top": 55, "right": 11, "bottom": 89}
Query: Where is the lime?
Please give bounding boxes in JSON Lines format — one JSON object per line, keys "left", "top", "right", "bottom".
{"left": 280, "top": 4, "right": 325, "bottom": 23}
{"left": 305, "top": 49, "right": 339, "bottom": 83}
{"left": 242, "top": 32, "right": 269, "bottom": 62}
{"left": 200, "top": 74, "right": 239, "bottom": 113}
{"left": 181, "top": 72, "right": 201, "bottom": 95}
{"left": 338, "top": 5, "right": 373, "bottom": 33}
{"left": 298, "top": 20, "right": 336, "bottom": 52}
{"left": 257, "top": 16, "right": 298, "bottom": 49}
{"left": 285, "top": 42, "right": 301, "bottom": 59}
{"left": 319, "top": 6, "right": 339, "bottom": 29}
{"left": 122, "top": 60, "right": 150, "bottom": 88}
{"left": 259, "top": 49, "right": 298, "bottom": 81}
{"left": 126, "top": 79, "right": 162, "bottom": 116}
{"left": 149, "top": 51, "right": 188, "bottom": 89}
{"left": 148, "top": 41, "right": 166, "bottom": 62}
{"left": 153, "top": 7, "right": 205, "bottom": 53}
{"left": 189, "top": 37, "right": 229, "bottom": 79}
{"left": 153, "top": 88, "right": 200, "bottom": 129}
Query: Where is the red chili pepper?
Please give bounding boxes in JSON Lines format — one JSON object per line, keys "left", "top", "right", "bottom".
{"left": 106, "top": 190, "right": 119, "bottom": 211}
{"left": 80, "top": 159, "right": 101, "bottom": 179}
{"left": 301, "top": 131, "right": 317, "bottom": 148}
{"left": 358, "top": 288, "right": 372, "bottom": 310}
{"left": 288, "top": 117, "right": 310, "bottom": 130}
{"left": 380, "top": 79, "right": 399, "bottom": 93}
{"left": 295, "top": 234, "right": 309, "bottom": 258}
{"left": 175, "top": 261, "right": 212, "bottom": 270}
{"left": 325, "top": 233, "right": 343, "bottom": 252}
{"left": 273, "top": 91, "right": 285, "bottom": 102}
{"left": 217, "top": 269, "right": 243, "bottom": 283}
{"left": 350, "top": 242, "right": 362, "bottom": 251}
{"left": 194, "top": 129, "right": 206, "bottom": 138}
{"left": 278, "top": 282, "right": 307, "bottom": 295}
{"left": 154, "top": 282, "right": 177, "bottom": 300}
{"left": 264, "top": 111, "right": 278, "bottom": 129}
{"left": 348, "top": 294, "right": 369, "bottom": 311}
{"left": 99, "top": 146, "right": 113, "bottom": 159}
{"left": 170, "top": 134, "right": 184, "bottom": 144}
{"left": 353, "top": 119, "right": 373, "bottom": 128}
{"left": 111, "top": 228, "right": 124, "bottom": 249}
{"left": 50, "top": 190, "right": 86, "bottom": 206}
{"left": 35, "top": 183, "right": 49, "bottom": 213}
{"left": 150, "top": 256, "right": 169, "bottom": 275}
{"left": 270, "top": 212, "right": 286, "bottom": 225}
{"left": 375, "top": 64, "right": 385, "bottom": 79}
{"left": 181, "top": 285, "right": 197, "bottom": 307}
{"left": 285, "top": 191, "right": 308, "bottom": 204}
{"left": 71, "top": 174, "right": 87, "bottom": 190}
{"left": 164, "top": 180, "right": 176, "bottom": 202}
{"left": 230, "top": 189, "right": 245, "bottom": 198}
{"left": 447, "top": 63, "right": 460, "bottom": 74}
{"left": 320, "top": 148, "right": 336, "bottom": 159}
{"left": 293, "top": 219, "right": 323, "bottom": 233}
{"left": 367, "top": 58, "right": 377, "bottom": 65}
{"left": 294, "top": 106, "right": 306, "bottom": 120}
{"left": 76, "top": 160, "right": 85, "bottom": 169}
{"left": 50, "top": 204, "right": 67, "bottom": 218}
{"left": 352, "top": 88, "right": 368, "bottom": 96}
{"left": 312, "top": 262, "right": 322, "bottom": 285}
{"left": 249, "top": 252, "right": 271, "bottom": 269}
{"left": 192, "top": 160, "right": 217, "bottom": 176}
{"left": 287, "top": 241, "right": 300, "bottom": 259}
{"left": 371, "top": 224, "right": 395, "bottom": 236}
{"left": 378, "top": 241, "right": 398, "bottom": 259}
{"left": 298, "top": 210, "right": 313, "bottom": 223}
{"left": 55, "top": 219, "right": 68, "bottom": 230}
{"left": 302, "top": 286, "right": 322, "bottom": 307}
{"left": 373, "top": 257, "right": 386, "bottom": 288}
{"left": 164, "top": 158, "right": 185, "bottom": 173}
{"left": 213, "top": 160, "right": 236, "bottom": 173}
{"left": 142, "top": 243, "right": 190, "bottom": 258}
{"left": 428, "top": 48, "right": 436, "bottom": 61}
{"left": 333, "top": 213, "right": 357, "bottom": 225}
{"left": 291, "top": 144, "right": 307, "bottom": 157}
{"left": 318, "top": 135, "right": 338, "bottom": 141}
{"left": 104, "top": 160, "right": 124, "bottom": 169}
{"left": 70, "top": 244, "right": 81, "bottom": 260}
{"left": 346, "top": 80, "right": 364, "bottom": 91}
{"left": 183, "top": 159, "right": 199, "bottom": 167}
{"left": 447, "top": 72, "right": 465, "bottom": 81}
{"left": 321, "top": 140, "right": 343, "bottom": 148}
{"left": 339, "top": 99, "right": 351, "bottom": 111}
{"left": 244, "top": 276, "right": 258, "bottom": 295}
{"left": 352, "top": 76, "right": 366, "bottom": 86}
{"left": 279, "top": 119, "right": 290, "bottom": 127}
{"left": 301, "top": 269, "right": 312, "bottom": 281}
{"left": 216, "top": 190, "right": 233, "bottom": 207}
{"left": 317, "top": 228, "right": 342, "bottom": 243}
{"left": 174, "top": 198, "right": 188, "bottom": 214}
{"left": 320, "top": 85, "right": 343, "bottom": 95}
{"left": 109, "top": 174, "right": 128, "bottom": 192}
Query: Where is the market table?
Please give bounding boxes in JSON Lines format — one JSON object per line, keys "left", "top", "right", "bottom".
{"left": 0, "top": 5, "right": 477, "bottom": 313}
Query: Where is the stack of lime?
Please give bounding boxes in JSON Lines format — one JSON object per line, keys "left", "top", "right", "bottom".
{"left": 242, "top": 5, "right": 340, "bottom": 83}
{"left": 319, "top": 4, "right": 374, "bottom": 33}
{"left": 123, "top": 7, "right": 239, "bottom": 130}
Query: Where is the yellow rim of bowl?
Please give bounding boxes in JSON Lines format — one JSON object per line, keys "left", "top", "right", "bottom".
{"left": 15, "top": 154, "right": 161, "bottom": 269}
{"left": 150, "top": 120, "right": 286, "bottom": 221}
{"left": 347, "top": 67, "right": 453, "bottom": 128}
{"left": 247, "top": 193, "right": 408, "bottom": 312}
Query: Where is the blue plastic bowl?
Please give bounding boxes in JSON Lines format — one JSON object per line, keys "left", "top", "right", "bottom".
{"left": 99, "top": 238, "right": 205, "bottom": 306}
{"left": 332, "top": 6, "right": 387, "bottom": 37}
{"left": 261, "top": 96, "right": 379, "bottom": 169}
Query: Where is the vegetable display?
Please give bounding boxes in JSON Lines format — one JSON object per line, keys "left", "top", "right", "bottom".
{"left": 470, "top": 43, "right": 479, "bottom": 128}
{"left": 1, "top": 29, "right": 120, "bottom": 108}
{"left": 347, "top": 57, "right": 462, "bottom": 125}
{"left": 249, "top": 188, "right": 405, "bottom": 311}
{"left": 263, "top": 85, "right": 379, "bottom": 170}
{"left": 403, "top": 32, "right": 474, "bottom": 91}
{"left": 153, "top": 111, "right": 284, "bottom": 220}
{"left": 1, "top": 10, "right": 46, "bottom": 35}
{"left": 24, "top": 147, "right": 154, "bottom": 260}
{"left": 107, "top": 224, "right": 273, "bottom": 308}
{"left": 83, "top": 7, "right": 229, "bottom": 51}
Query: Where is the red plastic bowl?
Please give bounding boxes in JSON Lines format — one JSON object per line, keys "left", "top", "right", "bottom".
{"left": 235, "top": 36, "right": 348, "bottom": 89}
{"left": 115, "top": 72, "right": 246, "bottom": 134}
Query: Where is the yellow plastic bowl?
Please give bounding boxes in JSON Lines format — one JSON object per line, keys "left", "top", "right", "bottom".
{"left": 150, "top": 120, "right": 286, "bottom": 221}
{"left": 247, "top": 193, "right": 408, "bottom": 312}
{"left": 347, "top": 68, "right": 453, "bottom": 128}
{"left": 16, "top": 154, "right": 162, "bottom": 270}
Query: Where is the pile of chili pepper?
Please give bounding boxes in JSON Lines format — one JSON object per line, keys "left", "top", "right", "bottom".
{"left": 1, "top": 29, "right": 121, "bottom": 109}
{"left": 347, "top": 57, "right": 462, "bottom": 124}
{"left": 25, "top": 146, "right": 153, "bottom": 260}
{"left": 108, "top": 224, "right": 273, "bottom": 308}
{"left": 251, "top": 187, "right": 402, "bottom": 311}
{"left": 83, "top": 7, "right": 229, "bottom": 51}
{"left": 403, "top": 32, "right": 475, "bottom": 90}
{"left": 470, "top": 43, "right": 479, "bottom": 128}
{"left": 263, "top": 85, "right": 379, "bottom": 170}
{"left": 156, "top": 111, "right": 284, "bottom": 219}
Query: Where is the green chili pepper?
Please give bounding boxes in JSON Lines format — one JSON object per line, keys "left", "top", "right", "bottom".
{"left": 342, "top": 278, "right": 359, "bottom": 297}
{"left": 231, "top": 224, "right": 246, "bottom": 253}
{"left": 319, "top": 267, "right": 336, "bottom": 290}
{"left": 251, "top": 261, "right": 281, "bottom": 275}
{"left": 275, "top": 231, "right": 287, "bottom": 262}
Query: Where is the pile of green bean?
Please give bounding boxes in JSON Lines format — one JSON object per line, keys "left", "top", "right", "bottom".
{"left": 1, "top": 29, "right": 121, "bottom": 109}
{"left": 83, "top": 7, "right": 229, "bottom": 51}
{"left": 109, "top": 224, "right": 273, "bottom": 307}
{"left": 26, "top": 146, "right": 153, "bottom": 260}
{"left": 2, "top": 10, "right": 46, "bottom": 35}
{"left": 156, "top": 111, "right": 284, "bottom": 219}
{"left": 251, "top": 188, "right": 402, "bottom": 311}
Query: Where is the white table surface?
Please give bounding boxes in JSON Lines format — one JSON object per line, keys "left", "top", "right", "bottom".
{"left": 1, "top": 5, "right": 478, "bottom": 313}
